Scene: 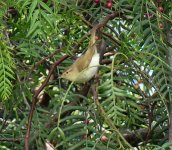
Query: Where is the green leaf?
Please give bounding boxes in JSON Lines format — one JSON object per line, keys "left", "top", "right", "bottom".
{"left": 27, "top": 21, "right": 40, "bottom": 37}
{"left": 30, "top": 9, "right": 39, "bottom": 29}
{"left": 39, "top": 1, "right": 53, "bottom": 14}
{"left": 28, "top": 0, "right": 38, "bottom": 21}
{"left": 40, "top": 10, "right": 53, "bottom": 29}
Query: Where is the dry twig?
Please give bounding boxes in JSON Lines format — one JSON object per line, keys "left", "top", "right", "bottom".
{"left": 24, "top": 55, "right": 69, "bottom": 150}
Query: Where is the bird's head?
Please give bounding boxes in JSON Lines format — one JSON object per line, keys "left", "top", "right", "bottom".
{"left": 60, "top": 67, "right": 77, "bottom": 82}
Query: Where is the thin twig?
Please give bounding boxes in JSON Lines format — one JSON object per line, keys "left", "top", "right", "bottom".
{"left": 29, "top": 49, "right": 60, "bottom": 73}
{"left": 76, "top": 12, "right": 122, "bottom": 46}
{"left": 101, "top": 59, "right": 112, "bottom": 65}
{"left": 24, "top": 55, "right": 69, "bottom": 150}
{"left": 146, "top": 102, "right": 156, "bottom": 143}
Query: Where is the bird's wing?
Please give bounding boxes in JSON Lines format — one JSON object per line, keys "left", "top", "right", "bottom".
{"left": 97, "top": 39, "right": 106, "bottom": 63}
{"left": 74, "top": 27, "right": 98, "bottom": 72}
{"left": 75, "top": 45, "right": 96, "bottom": 72}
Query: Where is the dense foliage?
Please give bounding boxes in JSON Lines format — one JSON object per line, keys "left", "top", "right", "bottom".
{"left": 0, "top": 0, "right": 172, "bottom": 149}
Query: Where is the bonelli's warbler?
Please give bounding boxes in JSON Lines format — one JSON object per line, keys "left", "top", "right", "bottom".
{"left": 61, "top": 27, "right": 106, "bottom": 83}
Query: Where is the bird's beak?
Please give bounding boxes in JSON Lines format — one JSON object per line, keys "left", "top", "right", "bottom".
{"left": 58, "top": 74, "right": 62, "bottom": 79}
{"left": 59, "top": 74, "right": 64, "bottom": 79}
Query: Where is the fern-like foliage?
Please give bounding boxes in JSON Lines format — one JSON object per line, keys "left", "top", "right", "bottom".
{"left": 1, "top": 0, "right": 172, "bottom": 150}
{"left": 0, "top": 27, "right": 15, "bottom": 101}
{"left": 128, "top": 0, "right": 171, "bottom": 140}
{"left": 0, "top": 1, "right": 16, "bottom": 101}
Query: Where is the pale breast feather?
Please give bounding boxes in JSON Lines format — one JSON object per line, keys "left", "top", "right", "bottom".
{"left": 75, "top": 52, "right": 100, "bottom": 83}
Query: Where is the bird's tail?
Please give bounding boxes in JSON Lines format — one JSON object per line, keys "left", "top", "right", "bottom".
{"left": 97, "top": 39, "right": 106, "bottom": 63}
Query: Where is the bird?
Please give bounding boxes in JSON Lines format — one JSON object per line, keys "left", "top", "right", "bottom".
{"left": 61, "top": 27, "right": 106, "bottom": 83}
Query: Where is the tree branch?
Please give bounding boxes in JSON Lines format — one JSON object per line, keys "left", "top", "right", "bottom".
{"left": 76, "top": 12, "right": 122, "bottom": 46}
{"left": 29, "top": 49, "right": 61, "bottom": 73}
{"left": 24, "top": 55, "right": 69, "bottom": 150}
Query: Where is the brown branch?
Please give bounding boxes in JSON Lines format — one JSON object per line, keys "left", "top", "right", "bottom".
{"left": 29, "top": 49, "right": 60, "bottom": 73}
{"left": 146, "top": 102, "right": 156, "bottom": 143}
{"left": 76, "top": 12, "right": 122, "bottom": 46}
{"left": 96, "top": 12, "right": 121, "bottom": 29}
{"left": 124, "top": 126, "right": 167, "bottom": 146}
{"left": 123, "top": 128, "right": 149, "bottom": 146}
{"left": 101, "top": 59, "right": 112, "bottom": 65}
{"left": 24, "top": 55, "right": 69, "bottom": 150}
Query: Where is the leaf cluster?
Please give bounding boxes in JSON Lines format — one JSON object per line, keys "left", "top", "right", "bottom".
{"left": 0, "top": 0, "right": 172, "bottom": 149}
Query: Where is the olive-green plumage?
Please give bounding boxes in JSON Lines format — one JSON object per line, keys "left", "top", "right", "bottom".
{"left": 61, "top": 27, "right": 105, "bottom": 83}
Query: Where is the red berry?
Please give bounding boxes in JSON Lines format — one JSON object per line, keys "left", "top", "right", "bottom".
{"left": 101, "top": 135, "right": 108, "bottom": 142}
{"left": 94, "top": 0, "right": 100, "bottom": 3}
{"left": 159, "top": 23, "right": 164, "bottom": 29}
{"left": 106, "top": 2, "right": 112, "bottom": 8}
{"left": 95, "top": 36, "right": 99, "bottom": 40}
{"left": 144, "top": 13, "right": 153, "bottom": 18}
{"left": 83, "top": 120, "right": 90, "bottom": 124}
{"left": 131, "top": 33, "right": 136, "bottom": 38}
{"left": 158, "top": 6, "right": 164, "bottom": 12}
